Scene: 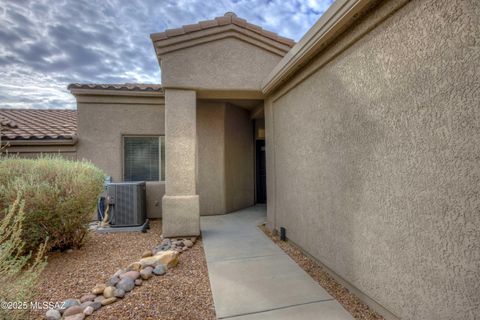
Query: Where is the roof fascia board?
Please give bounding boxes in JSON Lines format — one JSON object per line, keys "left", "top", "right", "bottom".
{"left": 196, "top": 89, "right": 264, "bottom": 100}
{"left": 74, "top": 95, "right": 165, "bottom": 105}
{"left": 2, "top": 137, "right": 78, "bottom": 146}
{"left": 152, "top": 25, "right": 291, "bottom": 57}
{"left": 156, "top": 32, "right": 288, "bottom": 57}
{"left": 69, "top": 88, "right": 164, "bottom": 97}
{"left": 262, "top": 0, "right": 375, "bottom": 94}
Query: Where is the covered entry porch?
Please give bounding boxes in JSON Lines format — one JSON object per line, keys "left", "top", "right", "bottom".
{"left": 150, "top": 12, "right": 293, "bottom": 237}
{"left": 162, "top": 89, "right": 267, "bottom": 236}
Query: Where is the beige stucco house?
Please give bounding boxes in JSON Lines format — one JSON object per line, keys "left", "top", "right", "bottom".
{"left": 62, "top": 0, "right": 479, "bottom": 319}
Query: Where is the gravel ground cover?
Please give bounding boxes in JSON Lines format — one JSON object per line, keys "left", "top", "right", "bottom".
{"left": 259, "top": 224, "right": 384, "bottom": 320}
{"left": 31, "top": 220, "right": 216, "bottom": 320}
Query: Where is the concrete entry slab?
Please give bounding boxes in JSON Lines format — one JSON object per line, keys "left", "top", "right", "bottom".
{"left": 208, "top": 255, "right": 333, "bottom": 318}
{"left": 201, "top": 233, "right": 282, "bottom": 262}
{"left": 229, "top": 300, "right": 354, "bottom": 320}
{"left": 201, "top": 206, "right": 353, "bottom": 319}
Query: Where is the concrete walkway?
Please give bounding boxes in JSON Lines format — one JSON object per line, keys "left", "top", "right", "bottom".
{"left": 201, "top": 206, "right": 353, "bottom": 319}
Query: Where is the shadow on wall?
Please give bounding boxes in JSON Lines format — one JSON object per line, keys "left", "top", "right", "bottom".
{"left": 274, "top": 0, "right": 480, "bottom": 318}
{"left": 312, "top": 74, "right": 385, "bottom": 284}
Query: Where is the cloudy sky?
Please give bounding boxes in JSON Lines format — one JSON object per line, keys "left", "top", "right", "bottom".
{"left": 0, "top": 0, "right": 333, "bottom": 109}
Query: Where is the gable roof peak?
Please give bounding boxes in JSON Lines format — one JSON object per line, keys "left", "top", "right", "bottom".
{"left": 150, "top": 13, "right": 295, "bottom": 49}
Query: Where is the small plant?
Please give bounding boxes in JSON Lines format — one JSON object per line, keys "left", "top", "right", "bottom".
{"left": 0, "top": 156, "right": 105, "bottom": 253}
{"left": 0, "top": 196, "right": 46, "bottom": 320}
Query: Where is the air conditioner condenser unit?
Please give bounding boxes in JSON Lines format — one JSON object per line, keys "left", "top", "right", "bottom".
{"left": 107, "top": 181, "right": 147, "bottom": 227}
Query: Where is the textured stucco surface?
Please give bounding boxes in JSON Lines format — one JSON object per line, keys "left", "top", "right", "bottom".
{"left": 76, "top": 98, "right": 165, "bottom": 218}
{"left": 145, "top": 182, "right": 165, "bottom": 219}
{"left": 196, "top": 101, "right": 255, "bottom": 215}
{"left": 161, "top": 37, "right": 284, "bottom": 91}
{"left": 267, "top": 0, "right": 480, "bottom": 319}
{"left": 162, "top": 195, "right": 200, "bottom": 237}
{"left": 76, "top": 94, "right": 255, "bottom": 218}
{"left": 164, "top": 89, "right": 197, "bottom": 196}
{"left": 225, "top": 104, "right": 254, "bottom": 212}
{"left": 163, "top": 89, "right": 200, "bottom": 236}
{"left": 197, "top": 101, "right": 226, "bottom": 215}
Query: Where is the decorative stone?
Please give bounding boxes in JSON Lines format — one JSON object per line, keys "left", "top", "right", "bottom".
{"left": 114, "top": 288, "right": 125, "bottom": 298}
{"left": 63, "top": 305, "right": 83, "bottom": 317}
{"left": 101, "top": 297, "right": 117, "bottom": 306}
{"left": 135, "top": 279, "right": 143, "bottom": 286}
{"left": 140, "top": 266, "right": 153, "bottom": 280}
{"left": 153, "top": 264, "right": 166, "bottom": 275}
{"left": 94, "top": 295, "right": 105, "bottom": 304}
{"left": 63, "top": 298, "right": 80, "bottom": 308}
{"left": 142, "top": 250, "right": 153, "bottom": 258}
{"left": 126, "top": 262, "right": 142, "bottom": 272}
{"left": 157, "top": 239, "right": 172, "bottom": 252}
{"left": 83, "top": 306, "right": 94, "bottom": 316}
{"left": 80, "top": 301, "right": 92, "bottom": 309}
{"left": 139, "top": 250, "right": 179, "bottom": 268}
{"left": 107, "top": 276, "right": 120, "bottom": 286}
{"left": 92, "top": 284, "right": 106, "bottom": 295}
{"left": 113, "top": 269, "right": 124, "bottom": 278}
{"left": 184, "top": 240, "right": 193, "bottom": 247}
{"left": 120, "top": 270, "right": 140, "bottom": 280}
{"left": 60, "top": 299, "right": 80, "bottom": 313}
{"left": 89, "top": 301, "right": 102, "bottom": 311}
{"left": 158, "top": 245, "right": 170, "bottom": 252}
{"left": 190, "top": 237, "right": 197, "bottom": 243}
{"left": 79, "top": 294, "right": 96, "bottom": 303}
{"left": 45, "top": 309, "right": 61, "bottom": 320}
{"left": 116, "top": 277, "right": 135, "bottom": 292}
{"left": 103, "top": 286, "right": 116, "bottom": 298}
{"left": 64, "top": 314, "right": 85, "bottom": 320}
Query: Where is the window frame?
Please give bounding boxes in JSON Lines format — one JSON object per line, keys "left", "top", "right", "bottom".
{"left": 122, "top": 134, "right": 165, "bottom": 182}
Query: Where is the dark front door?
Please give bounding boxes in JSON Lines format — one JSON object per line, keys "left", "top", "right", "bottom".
{"left": 256, "top": 140, "right": 267, "bottom": 203}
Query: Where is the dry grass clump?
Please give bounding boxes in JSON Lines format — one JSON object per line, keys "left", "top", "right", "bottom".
{"left": 1, "top": 196, "right": 46, "bottom": 320}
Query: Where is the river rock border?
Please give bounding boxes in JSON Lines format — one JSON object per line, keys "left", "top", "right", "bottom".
{"left": 45, "top": 237, "right": 196, "bottom": 320}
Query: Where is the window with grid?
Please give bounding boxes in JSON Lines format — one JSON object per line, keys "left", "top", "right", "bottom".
{"left": 123, "top": 136, "right": 165, "bottom": 181}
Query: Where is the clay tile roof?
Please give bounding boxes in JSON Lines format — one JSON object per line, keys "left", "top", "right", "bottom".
{"left": 151, "top": 12, "right": 295, "bottom": 47}
{"left": 67, "top": 83, "right": 163, "bottom": 92}
{"left": 0, "top": 109, "right": 77, "bottom": 141}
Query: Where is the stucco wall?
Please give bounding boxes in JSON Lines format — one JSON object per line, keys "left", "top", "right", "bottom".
{"left": 267, "top": 0, "right": 480, "bottom": 319}
{"left": 197, "top": 101, "right": 226, "bottom": 215}
{"left": 77, "top": 97, "right": 165, "bottom": 218}
{"left": 225, "top": 104, "right": 254, "bottom": 212}
{"left": 161, "top": 37, "right": 284, "bottom": 91}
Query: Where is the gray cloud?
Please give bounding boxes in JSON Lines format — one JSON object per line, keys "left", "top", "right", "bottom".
{"left": 0, "top": 0, "right": 333, "bottom": 109}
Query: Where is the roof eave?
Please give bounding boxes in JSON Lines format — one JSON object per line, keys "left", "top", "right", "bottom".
{"left": 69, "top": 88, "right": 165, "bottom": 97}
{"left": 262, "top": 0, "right": 375, "bottom": 95}
{"left": 151, "top": 24, "right": 294, "bottom": 57}
{"left": 1, "top": 135, "right": 78, "bottom": 146}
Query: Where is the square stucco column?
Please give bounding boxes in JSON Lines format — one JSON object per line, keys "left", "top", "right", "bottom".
{"left": 162, "top": 89, "right": 200, "bottom": 237}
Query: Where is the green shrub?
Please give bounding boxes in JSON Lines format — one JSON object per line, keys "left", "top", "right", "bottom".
{"left": 0, "top": 196, "right": 46, "bottom": 320}
{"left": 0, "top": 156, "right": 104, "bottom": 253}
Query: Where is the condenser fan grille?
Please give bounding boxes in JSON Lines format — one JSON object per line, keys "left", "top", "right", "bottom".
{"left": 107, "top": 182, "right": 146, "bottom": 227}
